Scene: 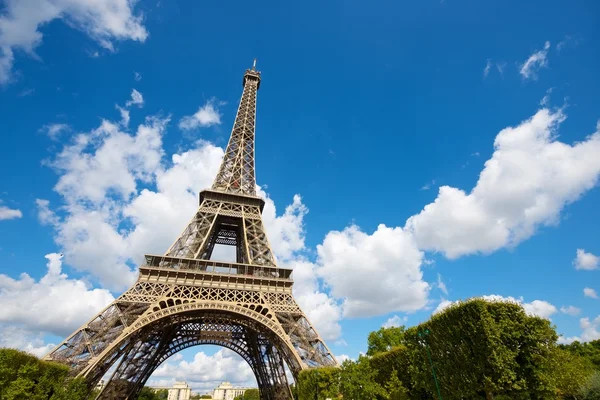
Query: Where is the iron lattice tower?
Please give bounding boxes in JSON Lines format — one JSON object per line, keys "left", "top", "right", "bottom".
{"left": 44, "top": 62, "right": 337, "bottom": 400}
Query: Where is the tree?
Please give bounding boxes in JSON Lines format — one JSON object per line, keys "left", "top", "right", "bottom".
{"left": 0, "top": 348, "right": 92, "bottom": 400}
{"left": 338, "top": 357, "right": 386, "bottom": 399}
{"left": 297, "top": 366, "right": 340, "bottom": 399}
{"left": 367, "top": 326, "right": 406, "bottom": 356}
{"left": 551, "top": 348, "right": 594, "bottom": 399}
{"left": 581, "top": 371, "right": 600, "bottom": 399}
{"left": 561, "top": 340, "right": 600, "bottom": 371}
{"left": 233, "top": 389, "right": 259, "bottom": 400}
{"left": 138, "top": 386, "right": 161, "bottom": 400}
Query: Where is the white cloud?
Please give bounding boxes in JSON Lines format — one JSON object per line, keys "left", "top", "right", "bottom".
{"left": 483, "top": 60, "right": 505, "bottom": 79}
{"left": 579, "top": 316, "right": 600, "bottom": 341}
{"left": 420, "top": 180, "right": 436, "bottom": 191}
{"left": 584, "top": 287, "right": 598, "bottom": 299}
{"left": 125, "top": 89, "right": 144, "bottom": 107}
{"left": 522, "top": 299, "right": 558, "bottom": 319}
{"left": 0, "top": 253, "right": 114, "bottom": 337}
{"left": 134, "top": 71, "right": 141, "bottom": 81}
{"left": 496, "top": 62, "right": 506, "bottom": 76}
{"left": 519, "top": 41, "right": 551, "bottom": 80}
{"left": 433, "top": 299, "right": 453, "bottom": 315}
{"left": 556, "top": 35, "right": 573, "bottom": 52}
{"left": 41, "top": 117, "right": 168, "bottom": 289}
{"left": 148, "top": 348, "right": 256, "bottom": 393}
{"left": 41, "top": 123, "right": 70, "bottom": 140}
{"left": 0, "top": 325, "right": 55, "bottom": 357}
{"left": 116, "top": 105, "right": 130, "bottom": 126}
{"left": 179, "top": 100, "right": 222, "bottom": 130}
{"left": 260, "top": 192, "right": 308, "bottom": 262}
{"left": 316, "top": 224, "right": 429, "bottom": 318}
{"left": 540, "top": 87, "right": 554, "bottom": 107}
{"left": 433, "top": 295, "right": 557, "bottom": 320}
{"left": 559, "top": 316, "right": 600, "bottom": 344}
{"left": 0, "top": 0, "right": 148, "bottom": 84}
{"left": 336, "top": 354, "right": 351, "bottom": 363}
{"left": 483, "top": 59, "right": 492, "bottom": 78}
{"left": 406, "top": 109, "right": 600, "bottom": 259}
{"left": 436, "top": 273, "right": 448, "bottom": 295}
{"left": 0, "top": 203, "right": 22, "bottom": 220}
{"left": 289, "top": 259, "right": 342, "bottom": 341}
{"left": 382, "top": 315, "right": 407, "bottom": 328}
{"left": 560, "top": 305, "right": 581, "bottom": 316}
{"left": 36, "top": 199, "right": 59, "bottom": 226}
{"left": 574, "top": 249, "right": 599, "bottom": 271}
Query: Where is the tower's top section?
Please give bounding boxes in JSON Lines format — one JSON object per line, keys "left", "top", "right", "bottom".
{"left": 243, "top": 58, "right": 261, "bottom": 89}
{"left": 211, "top": 61, "right": 261, "bottom": 196}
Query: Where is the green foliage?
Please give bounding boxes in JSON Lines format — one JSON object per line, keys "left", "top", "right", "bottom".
{"left": 367, "top": 326, "right": 406, "bottom": 356}
{"left": 550, "top": 347, "right": 593, "bottom": 399}
{"left": 385, "top": 371, "right": 409, "bottom": 400}
{"left": 156, "top": 389, "right": 168, "bottom": 400}
{"left": 297, "top": 366, "right": 340, "bottom": 399}
{"left": 339, "top": 357, "right": 386, "bottom": 399}
{"left": 561, "top": 340, "right": 600, "bottom": 371}
{"left": 400, "top": 298, "right": 570, "bottom": 399}
{"left": 233, "top": 389, "right": 259, "bottom": 400}
{"left": 0, "top": 348, "right": 91, "bottom": 400}
{"left": 369, "top": 345, "right": 410, "bottom": 389}
{"left": 137, "top": 387, "right": 169, "bottom": 400}
{"left": 296, "top": 298, "right": 598, "bottom": 400}
{"left": 580, "top": 371, "right": 600, "bottom": 399}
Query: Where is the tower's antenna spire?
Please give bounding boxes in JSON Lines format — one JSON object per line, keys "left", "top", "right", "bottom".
{"left": 252, "top": 58, "right": 257, "bottom": 70}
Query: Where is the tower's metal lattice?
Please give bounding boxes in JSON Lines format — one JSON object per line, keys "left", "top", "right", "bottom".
{"left": 44, "top": 62, "right": 337, "bottom": 400}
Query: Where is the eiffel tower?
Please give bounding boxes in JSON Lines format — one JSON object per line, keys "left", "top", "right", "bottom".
{"left": 44, "top": 61, "right": 337, "bottom": 399}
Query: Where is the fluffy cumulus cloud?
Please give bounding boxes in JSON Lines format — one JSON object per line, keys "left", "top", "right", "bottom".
{"left": 519, "top": 41, "right": 551, "bottom": 80}
{"left": 382, "top": 315, "right": 407, "bottom": 328}
{"left": 560, "top": 305, "right": 581, "bottom": 316}
{"left": 0, "top": 201, "right": 22, "bottom": 220}
{"left": 584, "top": 288, "right": 598, "bottom": 299}
{"left": 0, "top": 253, "right": 114, "bottom": 337}
{"left": 316, "top": 224, "right": 429, "bottom": 318}
{"left": 434, "top": 294, "right": 558, "bottom": 320}
{"left": 39, "top": 116, "right": 170, "bottom": 289}
{"left": 288, "top": 259, "right": 342, "bottom": 341}
{"left": 406, "top": 109, "right": 600, "bottom": 259}
{"left": 125, "top": 89, "right": 144, "bottom": 107}
{"left": 179, "top": 99, "right": 222, "bottom": 130}
{"left": 40, "top": 123, "right": 70, "bottom": 140}
{"left": 559, "top": 316, "right": 600, "bottom": 344}
{"left": 148, "top": 348, "right": 255, "bottom": 393}
{"left": 0, "top": 0, "right": 148, "bottom": 84}
{"left": 0, "top": 325, "right": 56, "bottom": 358}
{"left": 574, "top": 249, "right": 599, "bottom": 270}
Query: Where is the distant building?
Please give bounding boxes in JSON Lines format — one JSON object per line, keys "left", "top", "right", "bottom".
{"left": 148, "top": 382, "right": 192, "bottom": 400}
{"left": 212, "top": 382, "right": 254, "bottom": 400}
{"left": 168, "top": 381, "right": 192, "bottom": 400}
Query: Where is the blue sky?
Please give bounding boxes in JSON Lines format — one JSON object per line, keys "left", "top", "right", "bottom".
{"left": 1, "top": 0, "right": 600, "bottom": 393}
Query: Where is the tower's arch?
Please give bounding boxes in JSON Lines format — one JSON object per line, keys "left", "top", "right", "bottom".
{"left": 87, "top": 303, "right": 303, "bottom": 399}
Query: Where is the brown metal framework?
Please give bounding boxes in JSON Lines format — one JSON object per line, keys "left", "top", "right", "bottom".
{"left": 43, "top": 62, "right": 337, "bottom": 400}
